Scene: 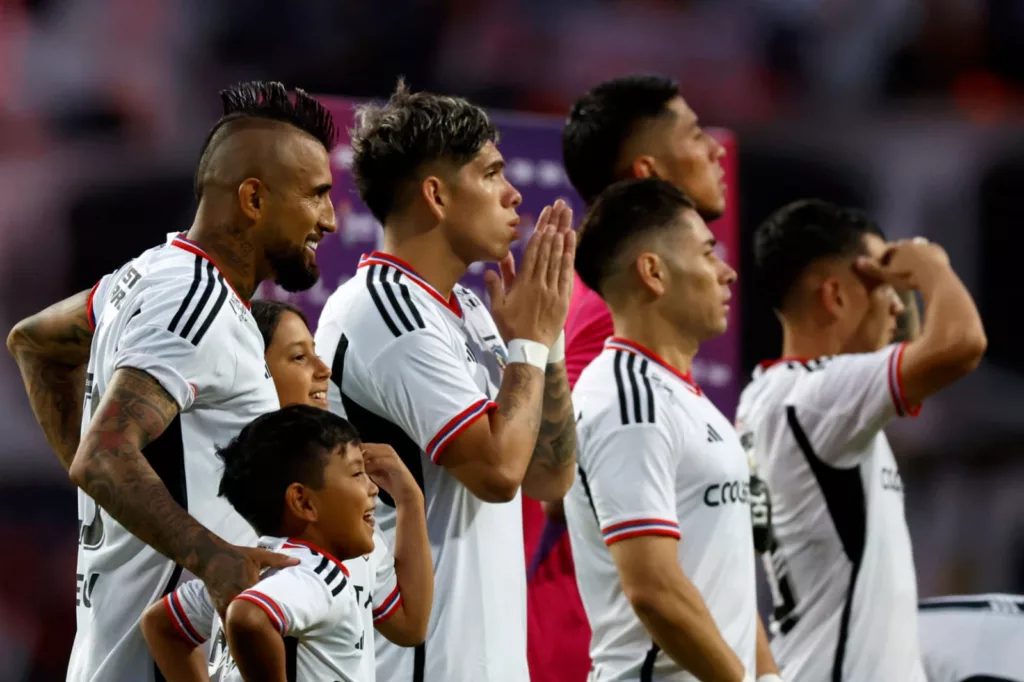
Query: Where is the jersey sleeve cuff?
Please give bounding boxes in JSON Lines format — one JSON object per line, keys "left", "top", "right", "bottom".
{"left": 86, "top": 280, "right": 102, "bottom": 331}
{"left": 372, "top": 585, "right": 403, "bottom": 623}
{"left": 601, "top": 518, "right": 681, "bottom": 546}
{"left": 163, "top": 593, "right": 207, "bottom": 646}
{"left": 233, "top": 590, "right": 288, "bottom": 636}
{"left": 887, "top": 343, "right": 922, "bottom": 418}
{"left": 425, "top": 398, "right": 498, "bottom": 464}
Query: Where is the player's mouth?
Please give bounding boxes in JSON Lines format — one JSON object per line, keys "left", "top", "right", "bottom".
{"left": 362, "top": 508, "right": 376, "bottom": 529}
{"left": 310, "top": 389, "right": 328, "bottom": 407}
{"left": 305, "top": 231, "right": 324, "bottom": 255}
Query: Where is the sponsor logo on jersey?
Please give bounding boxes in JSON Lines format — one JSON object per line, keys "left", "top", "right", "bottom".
{"left": 703, "top": 479, "right": 751, "bottom": 507}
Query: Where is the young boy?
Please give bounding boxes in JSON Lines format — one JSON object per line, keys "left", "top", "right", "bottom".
{"left": 141, "top": 404, "right": 432, "bottom": 681}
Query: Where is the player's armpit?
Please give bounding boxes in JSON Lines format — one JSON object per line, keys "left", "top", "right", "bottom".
{"left": 140, "top": 601, "right": 210, "bottom": 682}
{"left": 69, "top": 368, "right": 234, "bottom": 585}
{"left": 225, "top": 599, "right": 288, "bottom": 682}
{"left": 521, "top": 360, "right": 576, "bottom": 501}
{"left": 440, "top": 363, "right": 545, "bottom": 503}
{"left": 7, "top": 287, "right": 96, "bottom": 469}
{"left": 610, "top": 535, "right": 747, "bottom": 682}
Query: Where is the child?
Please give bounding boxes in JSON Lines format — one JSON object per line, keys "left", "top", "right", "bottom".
{"left": 141, "top": 405, "right": 432, "bottom": 681}
{"left": 250, "top": 299, "right": 434, "bottom": 677}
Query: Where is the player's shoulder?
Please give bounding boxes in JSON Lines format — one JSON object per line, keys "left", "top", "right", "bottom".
{"left": 740, "top": 356, "right": 837, "bottom": 409}
{"left": 258, "top": 537, "right": 352, "bottom": 597}
{"left": 575, "top": 349, "right": 675, "bottom": 440}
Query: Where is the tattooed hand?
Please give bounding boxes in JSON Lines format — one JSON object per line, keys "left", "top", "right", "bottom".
{"left": 204, "top": 543, "right": 301, "bottom": 617}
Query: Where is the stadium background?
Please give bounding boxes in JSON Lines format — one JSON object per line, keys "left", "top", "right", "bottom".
{"left": 1, "top": 1, "right": 1023, "bottom": 678}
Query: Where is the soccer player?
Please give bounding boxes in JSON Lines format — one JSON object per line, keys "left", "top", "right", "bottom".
{"left": 736, "top": 199, "right": 987, "bottom": 681}
{"left": 251, "top": 299, "right": 433, "bottom": 678}
{"left": 526, "top": 74, "right": 736, "bottom": 682}
{"left": 314, "top": 81, "right": 578, "bottom": 681}
{"left": 141, "top": 405, "right": 427, "bottom": 681}
{"left": 6, "top": 82, "right": 339, "bottom": 681}
{"left": 918, "top": 594, "right": 1024, "bottom": 682}
{"left": 566, "top": 177, "right": 780, "bottom": 682}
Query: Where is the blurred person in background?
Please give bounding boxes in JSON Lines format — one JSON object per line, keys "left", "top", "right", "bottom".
{"left": 566, "top": 178, "right": 780, "bottom": 682}
{"left": 918, "top": 593, "right": 1024, "bottom": 682}
{"left": 736, "top": 200, "right": 986, "bottom": 681}
{"left": 6, "top": 81, "right": 338, "bottom": 682}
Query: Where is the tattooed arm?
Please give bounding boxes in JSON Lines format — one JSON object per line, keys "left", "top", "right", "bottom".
{"left": 7, "top": 288, "right": 95, "bottom": 469}
{"left": 69, "top": 368, "right": 297, "bottom": 613}
{"left": 521, "top": 361, "right": 576, "bottom": 501}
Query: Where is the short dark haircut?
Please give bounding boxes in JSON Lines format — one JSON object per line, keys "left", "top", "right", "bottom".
{"left": 563, "top": 74, "right": 680, "bottom": 205}
{"left": 217, "top": 405, "right": 361, "bottom": 537}
{"left": 251, "top": 299, "right": 309, "bottom": 350}
{"left": 194, "top": 81, "right": 338, "bottom": 199}
{"left": 575, "top": 178, "right": 696, "bottom": 299}
{"left": 350, "top": 78, "right": 499, "bottom": 224}
{"left": 754, "top": 199, "right": 885, "bottom": 311}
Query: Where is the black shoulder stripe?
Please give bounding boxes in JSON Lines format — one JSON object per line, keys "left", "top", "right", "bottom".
{"left": 377, "top": 264, "right": 416, "bottom": 333}
{"left": 613, "top": 351, "right": 656, "bottom": 425}
{"left": 331, "top": 575, "right": 348, "bottom": 597}
{"left": 179, "top": 261, "right": 216, "bottom": 339}
{"left": 168, "top": 255, "right": 203, "bottom": 333}
{"left": 323, "top": 563, "right": 341, "bottom": 586}
{"left": 313, "top": 555, "right": 330, "bottom": 574}
{"left": 366, "top": 265, "right": 403, "bottom": 337}
{"left": 190, "top": 274, "right": 228, "bottom": 346}
{"left": 395, "top": 271, "right": 425, "bottom": 329}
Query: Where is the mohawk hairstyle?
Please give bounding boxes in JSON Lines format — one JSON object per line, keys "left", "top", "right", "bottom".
{"left": 194, "top": 81, "right": 338, "bottom": 199}
{"left": 349, "top": 78, "right": 498, "bottom": 224}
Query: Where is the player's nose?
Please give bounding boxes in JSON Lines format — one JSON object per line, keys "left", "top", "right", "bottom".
{"left": 314, "top": 354, "right": 331, "bottom": 380}
{"left": 320, "top": 198, "right": 338, "bottom": 234}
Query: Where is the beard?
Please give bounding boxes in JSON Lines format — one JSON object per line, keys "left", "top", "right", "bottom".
{"left": 267, "top": 242, "right": 319, "bottom": 292}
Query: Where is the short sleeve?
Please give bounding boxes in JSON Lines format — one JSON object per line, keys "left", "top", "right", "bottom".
{"left": 369, "top": 328, "right": 497, "bottom": 464}
{"left": 565, "top": 286, "right": 613, "bottom": 389}
{"left": 584, "top": 422, "right": 680, "bottom": 546}
{"left": 233, "top": 567, "right": 335, "bottom": 637}
{"left": 369, "top": 531, "right": 401, "bottom": 624}
{"left": 789, "top": 343, "right": 920, "bottom": 465}
{"left": 111, "top": 293, "right": 233, "bottom": 412}
{"left": 164, "top": 579, "right": 215, "bottom": 646}
{"left": 86, "top": 275, "right": 114, "bottom": 331}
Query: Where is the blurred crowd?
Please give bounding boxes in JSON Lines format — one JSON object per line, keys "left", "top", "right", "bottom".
{"left": 2, "top": 1, "right": 1024, "bottom": 680}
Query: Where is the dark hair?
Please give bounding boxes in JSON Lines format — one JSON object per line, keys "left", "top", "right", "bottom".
{"left": 754, "top": 199, "right": 885, "bottom": 311}
{"left": 251, "top": 299, "right": 309, "bottom": 350}
{"left": 350, "top": 78, "right": 498, "bottom": 224}
{"left": 217, "top": 405, "right": 361, "bottom": 536}
{"left": 194, "top": 81, "right": 338, "bottom": 199}
{"left": 575, "top": 178, "right": 696, "bottom": 299}
{"left": 562, "top": 74, "right": 680, "bottom": 205}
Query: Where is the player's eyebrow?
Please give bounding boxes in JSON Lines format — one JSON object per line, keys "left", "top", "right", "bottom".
{"left": 483, "top": 158, "right": 505, "bottom": 174}
{"left": 704, "top": 238, "right": 718, "bottom": 249}
{"left": 312, "top": 182, "right": 332, "bottom": 195}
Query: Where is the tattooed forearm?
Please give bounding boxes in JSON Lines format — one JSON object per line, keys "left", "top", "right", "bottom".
{"left": 7, "top": 289, "right": 95, "bottom": 469}
{"left": 522, "top": 362, "right": 576, "bottom": 500}
{"left": 497, "top": 363, "right": 543, "bottom": 428}
{"left": 70, "top": 368, "right": 228, "bottom": 576}
{"left": 893, "top": 289, "right": 921, "bottom": 343}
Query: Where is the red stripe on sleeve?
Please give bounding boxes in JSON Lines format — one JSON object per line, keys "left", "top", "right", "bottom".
{"left": 86, "top": 280, "right": 101, "bottom": 331}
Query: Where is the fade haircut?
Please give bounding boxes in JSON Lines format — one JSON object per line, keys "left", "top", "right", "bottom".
{"left": 217, "top": 405, "right": 361, "bottom": 537}
{"left": 349, "top": 78, "right": 499, "bottom": 224}
{"left": 575, "top": 178, "right": 696, "bottom": 300}
{"left": 194, "top": 81, "right": 338, "bottom": 200}
{"left": 251, "top": 299, "right": 309, "bottom": 350}
{"left": 563, "top": 74, "right": 680, "bottom": 205}
{"left": 754, "top": 199, "right": 885, "bottom": 312}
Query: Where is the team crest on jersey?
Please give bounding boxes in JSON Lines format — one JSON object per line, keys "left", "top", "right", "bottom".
{"left": 493, "top": 345, "right": 508, "bottom": 370}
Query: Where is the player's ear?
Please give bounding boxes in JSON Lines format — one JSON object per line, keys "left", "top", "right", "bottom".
{"left": 819, "top": 276, "right": 844, "bottom": 318}
{"left": 238, "top": 178, "right": 264, "bottom": 223}
{"left": 635, "top": 252, "right": 667, "bottom": 297}
{"left": 284, "top": 482, "right": 318, "bottom": 524}
{"left": 421, "top": 175, "right": 448, "bottom": 222}
{"left": 631, "top": 155, "right": 658, "bottom": 180}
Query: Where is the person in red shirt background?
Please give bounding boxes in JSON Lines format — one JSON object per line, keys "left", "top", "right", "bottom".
{"left": 523, "top": 73, "right": 729, "bottom": 682}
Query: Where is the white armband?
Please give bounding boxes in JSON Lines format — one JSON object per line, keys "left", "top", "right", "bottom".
{"left": 548, "top": 330, "right": 565, "bottom": 364}
{"left": 507, "top": 339, "right": 549, "bottom": 370}
{"left": 757, "top": 675, "right": 784, "bottom": 682}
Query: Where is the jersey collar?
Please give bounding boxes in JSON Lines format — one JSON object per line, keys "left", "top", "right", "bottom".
{"left": 171, "top": 233, "right": 251, "bottom": 309}
{"left": 358, "top": 251, "right": 464, "bottom": 319}
{"left": 605, "top": 337, "right": 702, "bottom": 395}
{"left": 281, "top": 538, "right": 351, "bottom": 576}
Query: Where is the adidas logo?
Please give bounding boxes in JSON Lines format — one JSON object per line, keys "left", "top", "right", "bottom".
{"left": 707, "top": 424, "right": 724, "bottom": 443}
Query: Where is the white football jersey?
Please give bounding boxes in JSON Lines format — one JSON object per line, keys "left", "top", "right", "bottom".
{"left": 565, "top": 338, "right": 757, "bottom": 682}
{"left": 918, "top": 594, "right": 1024, "bottom": 682}
{"left": 315, "top": 251, "right": 528, "bottom": 682}
{"left": 70, "top": 233, "right": 279, "bottom": 682}
{"left": 342, "top": 528, "right": 401, "bottom": 680}
{"left": 165, "top": 537, "right": 365, "bottom": 681}
{"left": 735, "top": 343, "right": 925, "bottom": 682}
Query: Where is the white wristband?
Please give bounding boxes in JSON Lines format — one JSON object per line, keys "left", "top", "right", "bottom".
{"left": 548, "top": 330, "right": 565, "bottom": 364}
{"left": 507, "top": 339, "right": 549, "bottom": 370}
{"left": 757, "top": 675, "right": 784, "bottom": 682}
